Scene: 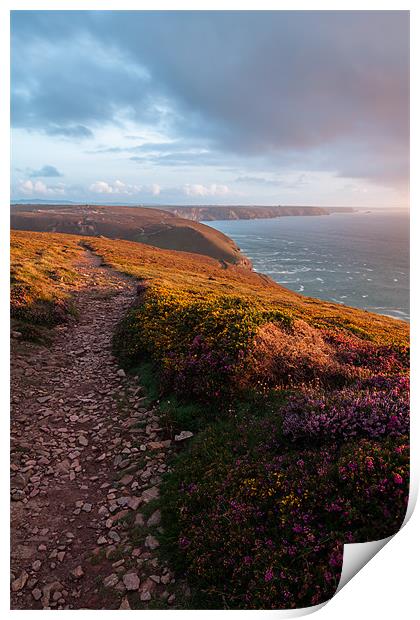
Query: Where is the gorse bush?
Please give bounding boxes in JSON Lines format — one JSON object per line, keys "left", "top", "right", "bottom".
{"left": 113, "top": 285, "right": 293, "bottom": 401}
{"left": 114, "top": 285, "right": 409, "bottom": 403}
{"left": 242, "top": 320, "right": 356, "bottom": 390}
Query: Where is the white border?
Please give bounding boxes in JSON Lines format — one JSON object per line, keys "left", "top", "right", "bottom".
{"left": 2, "top": 2, "right": 418, "bottom": 618}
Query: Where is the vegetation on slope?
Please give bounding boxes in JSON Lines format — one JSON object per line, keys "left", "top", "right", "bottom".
{"left": 87, "top": 235, "right": 408, "bottom": 608}
{"left": 87, "top": 234, "right": 408, "bottom": 347}
{"left": 10, "top": 230, "right": 409, "bottom": 608}
{"left": 10, "top": 231, "right": 84, "bottom": 331}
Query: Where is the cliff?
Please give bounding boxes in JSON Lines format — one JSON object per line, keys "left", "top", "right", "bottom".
{"left": 161, "top": 205, "right": 354, "bottom": 221}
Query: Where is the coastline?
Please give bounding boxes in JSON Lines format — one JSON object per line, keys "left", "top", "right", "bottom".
{"left": 208, "top": 211, "right": 409, "bottom": 323}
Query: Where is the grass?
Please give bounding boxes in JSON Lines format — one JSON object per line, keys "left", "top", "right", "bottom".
{"left": 11, "top": 229, "right": 408, "bottom": 346}
{"left": 86, "top": 234, "right": 408, "bottom": 346}
{"left": 10, "top": 231, "right": 84, "bottom": 330}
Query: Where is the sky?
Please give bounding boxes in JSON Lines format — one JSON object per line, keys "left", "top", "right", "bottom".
{"left": 10, "top": 10, "right": 409, "bottom": 207}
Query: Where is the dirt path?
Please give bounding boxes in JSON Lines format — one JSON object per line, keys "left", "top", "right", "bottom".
{"left": 10, "top": 251, "right": 178, "bottom": 609}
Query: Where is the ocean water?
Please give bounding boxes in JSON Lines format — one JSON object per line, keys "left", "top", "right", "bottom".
{"left": 208, "top": 210, "right": 409, "bottom": 321}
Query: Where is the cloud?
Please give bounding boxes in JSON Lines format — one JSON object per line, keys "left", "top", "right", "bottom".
{"left": 234, "top": 173, "right": 310, "bottom": 190}
{"left": 30, "top": 165, "right": 63, "bottom": 178}
{"left": 46, "top": 125, "right": 94, "bottom": 139}
{"left": 93, "top": 140, "right": 221, "bottom": 168}
{"left": 89, "top": 180, "right": 114, "bottom": 194}
{"left": 183, "top": 183, "right": 230, "bottom": 197}
{"left": 89, "top": 179, "right": 160, "bottom": 196}
{"left": 11, "top": 11, "right": 409, "bottom": 190}
{"left": 11, "top": 26, "right": 160, "bottom": 138}
{"left": 18, "top": 179, "right": 65, "bottom": 195}
{"left": 235, "top": 176, "right": 283, "bottom": 187}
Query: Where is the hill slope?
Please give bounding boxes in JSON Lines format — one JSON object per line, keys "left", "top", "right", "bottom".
{"left": 10, "top": 204, "right": 249, "bottom": 267}
{"left": 10, "top": 230, "right": 409, "bottom": 609}
{"left": 11, "top": 229, "right": 408, "bottom": 345}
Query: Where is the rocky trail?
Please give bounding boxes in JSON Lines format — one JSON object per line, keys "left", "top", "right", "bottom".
{"left": 10, "top": 251, "right": 182, "bottom": 609}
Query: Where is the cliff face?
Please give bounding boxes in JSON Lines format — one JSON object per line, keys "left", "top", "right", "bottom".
{"left": 162, "top": 205, "right": 339, "bottom": 221}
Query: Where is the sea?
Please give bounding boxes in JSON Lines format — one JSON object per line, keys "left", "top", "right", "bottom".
{"left": 208, "top": 209, "right": 409, "bottom": 321}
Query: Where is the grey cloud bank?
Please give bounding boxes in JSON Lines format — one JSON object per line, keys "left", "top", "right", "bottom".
{"left": 11, "top": 10, "right": 409, "bottom": 205}
{"left": 29, "top": 165, "right": 63, "bottom": 178}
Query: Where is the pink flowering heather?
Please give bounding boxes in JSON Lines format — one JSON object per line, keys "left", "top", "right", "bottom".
{"left": 282, "top": 376, "right": 409, "bottom": 442}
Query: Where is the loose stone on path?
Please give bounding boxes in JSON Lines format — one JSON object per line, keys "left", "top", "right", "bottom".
{"left": 10, "top": 250, "right": 175, "bottom": 609}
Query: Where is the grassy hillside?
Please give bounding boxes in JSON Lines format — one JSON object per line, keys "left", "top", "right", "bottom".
{"left": 86, "top": 235, "right": 408, "bottom": 347}
{"left": 92, "top": 234, "right": 408, "bottom": 608}
{"left": 10, "top": 204, "right": 249, "bottom": 267}
{"left": 10, "top": 231, "right": 85, "bottom": 332}
{"left": 10, "top": 229, "right": 409, "bottom": 608}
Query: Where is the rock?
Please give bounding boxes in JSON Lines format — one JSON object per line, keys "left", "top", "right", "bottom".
{"left": 32, "top": 560, "right": 42, "bottom": 571}
{"left": 12, "top": 570, "right": 29, "bottom": 592}
{"left": 141, "top": 486, "right": 159, "bottom": 503}
{"left": 98, "top": 506, "right": 109, "bottom": 518}
{"left": 82, "top": 502, "right": 92, "bottom": 512}
{"left": 32, "top": 587, "right": 42, "bottom": 600}
{"left": 117, "top": 369, "right": 126, "bottom": 378}
{"left": 139, "top": 578, "right": 156, "bottom": 600}
{"left": 106, "top": 509, "right": 128, "bottom": 528}
{"left": 11, "top": 489, "right": 25, "bottom": 501}
{"left": 41, "top": 581, "right": 62, "bottom": 608}
{"left": 108, "top": 530, "right": 121, "bottom": 543}
{"left": 174, "top": 430, "right": 194, "bottom": 442}
{"left": 71, "top": 565, "right": 84, "bottom": 579}
{"left": 144, "top": 534, "right": 159, "bottom": 550}
{"left": 97, "top": 536, "right": 107, "bottom": 545}
{"left": 78, "top": 436, "right": 88, "bottom": 447}
{"left": 134, "top": 513, "right": 145, "bottom": 527}
{"left": 149, "top": 575, "right": 160, "bottom": 584}
{"left": 147, "top": 509, "right": 161, "bottom": 527}
{"left": 119, "top": 596, "right": 131, "bottom": 609}
{"left": 148, "top": 441, "right": 166, "bottom": 450}
{"left": 117, "top": 496, "right": 130, "bottom": 507}
{"left": 11, "top": 330, "right": 22, "bottom": 339}
{"left": 122, "top": 572, "right": 140, "bottom": 591}
{"left": 103, "top": 573, "right": 119, "bottom": 588}
{"left": 127, "top": 496, "right": 142, "bottom": 511}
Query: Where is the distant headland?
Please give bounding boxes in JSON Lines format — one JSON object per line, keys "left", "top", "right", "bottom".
{"left": 160, "top": 205, "right": 354, "bottom": 221}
